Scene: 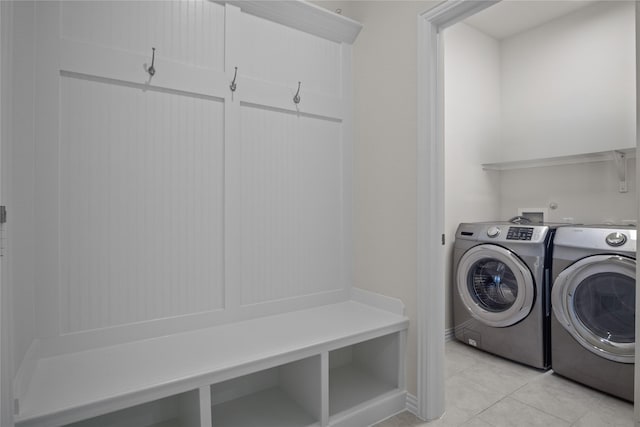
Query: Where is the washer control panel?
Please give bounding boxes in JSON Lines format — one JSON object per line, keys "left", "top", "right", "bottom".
{"left": 506, "top": 226, "right": 535, "bottom": 241}
{"left": 457, "top": 223, "right": 549, "bottom": 243}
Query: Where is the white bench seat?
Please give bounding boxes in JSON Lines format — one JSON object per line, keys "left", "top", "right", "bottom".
{"left": 15, "top": 299, "right": 409, "bottom": 427}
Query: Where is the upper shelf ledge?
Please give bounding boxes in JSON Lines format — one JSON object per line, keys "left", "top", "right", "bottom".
{"left": 218, "top": 1, "right": 363, "bottom": 44}
{"left": 482, "top": 148, "right": 636, "bottom": 171}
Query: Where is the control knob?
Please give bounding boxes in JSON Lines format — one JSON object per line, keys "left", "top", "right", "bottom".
{"left": 606, "top": 232, "right": 627, "bottom": 247}
{"left": 487, "top": 226, "right": 500, "bottom": 238}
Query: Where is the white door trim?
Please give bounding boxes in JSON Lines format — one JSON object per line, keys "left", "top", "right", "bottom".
{"left": 416, "top": 0, "right": 498, "bottom": 420}
{"left": 634, "top": 3, "right": 640, "bottom": 424}
{"left": 0, "top": 1, "right": 13, "bottom": 425}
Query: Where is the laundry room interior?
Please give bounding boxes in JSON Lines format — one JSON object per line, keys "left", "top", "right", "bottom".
{"left": 0, "top": 0, "right": 638, "bottom": 427}
{"left": 439, "top": 1, "right": 638, "bottom": 424}
{"left": 443, "top": 0, "right": 637, "bottom": 332}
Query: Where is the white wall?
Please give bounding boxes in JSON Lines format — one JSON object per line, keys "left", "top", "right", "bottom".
{"left": 500, "top": 1, "right": 636, "bottom": 162}
{"left": 443, "top": 22, "right": 502, "bottom": 330}
{"left": 317, "top": 0, "right": 438, "bottom": 398}
{"left": 499, "top": 160, "right": 637, "bottom": 224}
{"left": 498, "top": 0, "right": 637, "bottom": 223}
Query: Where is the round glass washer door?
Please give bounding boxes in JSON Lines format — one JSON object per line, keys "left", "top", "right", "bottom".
{"left": 457, "top": 244, "right": 535, "bottom": 327}
{"left": 552, "top": 254, "right": 636, "bottom": 364}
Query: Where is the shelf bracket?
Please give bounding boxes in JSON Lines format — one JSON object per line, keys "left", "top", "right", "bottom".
{"left": 613, "top": 150, "right": 628, "bottom": 193}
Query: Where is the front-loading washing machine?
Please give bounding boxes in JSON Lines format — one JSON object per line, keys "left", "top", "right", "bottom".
{"left": 453, "top": 222, "right": 557, "bottom": 369}
{"left": 551, "top": 225, "right": 636, "bottom": 401}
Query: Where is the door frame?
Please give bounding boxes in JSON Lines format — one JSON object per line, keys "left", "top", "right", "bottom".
{"left": 418, "top": 0, "right": 639, "bottom": 423}
{"left": 416, "top": 0, "right": 499, "bottom": 420}
{"left": 635, "top": 3, "right": 640, "bottom": 423}
{"left": 0, "top": 1, "right": 13, "bottom": 426}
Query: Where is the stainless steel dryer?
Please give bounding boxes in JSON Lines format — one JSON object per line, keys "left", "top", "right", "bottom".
{"left": 551, "top": 225, "right": 636, "bottom": 401}
{"left": 453, "top": 222, "right": 556, "bottom": 369}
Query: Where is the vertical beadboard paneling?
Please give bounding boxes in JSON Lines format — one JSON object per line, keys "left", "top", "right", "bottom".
{"left": 238, "top": 11, "right": 341, "bottom": 97}
{"left": 240, "top": 105, "right": 344, "bottom": 305}
{"left": 60, "top": 1, "right": 225, "bottom": 71}
{"left": 59, "top": 75, "right": 224, "bottom": 333}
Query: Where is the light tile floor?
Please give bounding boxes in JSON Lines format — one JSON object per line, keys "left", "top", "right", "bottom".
{"left": 374, "top": 340, "right": 634, "bottom": 427}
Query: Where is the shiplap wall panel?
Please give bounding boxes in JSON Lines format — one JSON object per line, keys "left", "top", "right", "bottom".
{"left": 59, "top": 75, "right": 225, "bottom": 333}
{"left": 237, "top": 11, "right": 341, "bottom": 97}
{"left": 240, "top": 105, "right": 343, "bottom": 305}
{"left": 61, "top": 0, "right": 225, "bottom": 71}
{"left": 18, "top": 0, "right": 355, "bottom": 356}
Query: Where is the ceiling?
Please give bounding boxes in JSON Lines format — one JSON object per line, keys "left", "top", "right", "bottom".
{"left": 463, "top": 1, "right": 598, "bottom": 40}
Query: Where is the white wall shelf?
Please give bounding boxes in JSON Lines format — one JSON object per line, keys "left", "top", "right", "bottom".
{"left": 481, "top": 147, "right": 636, "bottom": 171}
{"left": 221, "top": 0, "right": 362, "bottom": 44}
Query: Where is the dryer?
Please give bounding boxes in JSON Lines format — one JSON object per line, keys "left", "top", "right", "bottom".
{"left": 453, "top": 222, "right": 556, "bottom": 369}
{"left": 551, "top": 225, "right": 636, "bottom": 401}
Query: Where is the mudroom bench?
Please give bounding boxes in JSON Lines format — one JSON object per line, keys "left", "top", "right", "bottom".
{"left": 14, "top": 293, "right": 409, "bottom": 427}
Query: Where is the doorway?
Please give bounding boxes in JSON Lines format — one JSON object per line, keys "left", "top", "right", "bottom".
{"left": 417, "top": 0, "right": 639, "bottom": 422}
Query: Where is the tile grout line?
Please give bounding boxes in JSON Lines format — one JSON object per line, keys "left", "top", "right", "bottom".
{"left": 506, "top": 371, "right": 597, "bottom": 425}
{"left": 507, "top": 394, "right": 575, "bottom": 426}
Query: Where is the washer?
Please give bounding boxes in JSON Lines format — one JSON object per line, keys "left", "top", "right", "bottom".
{"left": 453, "top": 222, "right": 556, "bottom": 369}
{"left": 551, "top": 225, "right": 636, "bottom": 401}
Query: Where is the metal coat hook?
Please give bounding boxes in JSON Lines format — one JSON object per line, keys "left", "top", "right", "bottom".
{"left": 148, "top": 47, "right": 156, "bottom": 76}
{"left": 293, "top": 81, "right": 301, "bottom": 104}
{"left": 230, "top": 67, "right": 238, "bottom": 92}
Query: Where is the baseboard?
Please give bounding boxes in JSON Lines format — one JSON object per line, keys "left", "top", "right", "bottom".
{"left": 405, "top": 392, "right": 418, "bottom": 416}
{"left": 444, "top": 327, "right": 455, "bottom": 342}
{"left": 404, "top": 331, "right": 452, "bottom": 418}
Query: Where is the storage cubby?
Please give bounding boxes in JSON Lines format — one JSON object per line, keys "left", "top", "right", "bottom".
{"left": 210, "top": 356, "right": 321, "bottom": 427}
{"left": 329, "top": 333, "right": 400, "bottom": 417}
{"left": 63, "top": 389, "right": 202, "bottom": 427}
